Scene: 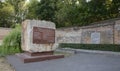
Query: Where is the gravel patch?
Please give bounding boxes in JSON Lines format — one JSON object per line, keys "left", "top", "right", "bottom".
{"left": 0, "top": 57, "right": 15, "bottom": 71}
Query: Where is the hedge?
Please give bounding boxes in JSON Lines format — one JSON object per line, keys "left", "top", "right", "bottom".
{"left": 59, "top": 43, "right": 120, "bottom": 52}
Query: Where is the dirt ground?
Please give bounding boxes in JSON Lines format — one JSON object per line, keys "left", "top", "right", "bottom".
{"left": 0, "top": 57, "right": 15, "bottom": 71}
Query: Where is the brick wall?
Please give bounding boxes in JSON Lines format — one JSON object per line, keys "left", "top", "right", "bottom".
{"left": 56, "top": 27, "right": 81, "bottom": 43}
{"left": 0, "top": 18, "right": 120, "bottom": 45}
{"left": 114, "top": 20, "right": 120, "bottom": 44}
{"left": 81, "top": 22, "right": 114, "bottom": 44}
{"left": 56, "top": 18, "right": 120, "bottom": 44}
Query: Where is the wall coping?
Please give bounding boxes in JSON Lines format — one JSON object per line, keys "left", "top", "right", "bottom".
{"left": 0, "top": 27, "right": 12, "bottom": 30}
{"left": 57, "top": 18, "right": 120, "bottom": 30}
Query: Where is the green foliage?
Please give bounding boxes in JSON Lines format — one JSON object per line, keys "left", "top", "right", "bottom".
{"left": 1, "top": 25, "right": 22, "bottom": 56}
{"left": 0, "top": 2, "right": 14, "bottom": 27}
{"left": 6, "top": 0, "right": 28, "bottom": 24}
{"left": 59, "top": 43, "right": 120, "bottom": 52}
{"left": 26, "top": 0, "right": 39, "bottom": 19}
{"left": 0, "top": 46, "right": 3, "bottom": 56}
{"left": 55, "top": 0, "right": 120, "bottom": 27}
{"left": 0, "top": 0, "right": 28, "bottom": 27}
{"left": 36, "top": 0, "right": 57, "bottom": 22}
{"left": 0, "top": 0, "right": 120, "bottom": 28}
{"left": 26, "top": 0, "right": 59, "bottom": 27}
{"left": 81, "top": 0, "right": 108, "bottom": 24}
{"left": 55, "top": 0, "right": 80, "bottom": 27}
{"left": 26, "top": 0, "right": 58, "bottom": 22}
{"left": 108, "top": 0, "right": 120, "bottom": 18}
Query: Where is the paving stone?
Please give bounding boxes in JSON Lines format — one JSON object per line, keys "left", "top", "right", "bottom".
{"left": 7, "top": 53, "right": 120, "bottom": 71}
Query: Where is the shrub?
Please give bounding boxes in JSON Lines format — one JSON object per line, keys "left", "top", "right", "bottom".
{"left": 0, "top": 46, "right": 3, "bottom": 56}
{"left": 1, "top": 24, "right": 22, "bottom": 56}
{"left": 59, "top": 43, "right": 120, "bottom": 52}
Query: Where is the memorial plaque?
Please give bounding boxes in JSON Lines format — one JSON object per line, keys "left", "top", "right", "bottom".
{"left": 19, "top": 20, "right": 64, "bottom": 63}
{"left": 91, "top": 32, "right": 100, "bottom": 44}
{"left": 22, "top": 20, "right": 57, "bottom": 52}
{"left": 33, "top": 27, "right": 55, "bottom": 44}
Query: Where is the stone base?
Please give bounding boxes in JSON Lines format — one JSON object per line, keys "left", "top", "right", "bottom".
{"left": 25, "top": 51, "right": 54, "bottom": 56}
{"left": 16, "top": 52, "right": 64, "bottom": 63}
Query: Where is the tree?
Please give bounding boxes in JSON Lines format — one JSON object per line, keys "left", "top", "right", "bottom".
{"left": 0, "top": 2, "right": 14, "bottom": 27}
{"left": 26, "top": 0, "right": 39, "bottom": 19}
{"left": 82, "top": 0, "right": 120, "bottom": 24}
{"left": 5, "top": 0, "right": 28, "bottom": 24}
{"left": 86, "top": 0, "right": 108, "bottom": 22}
{"left": 36, "top": 0, "right": 58, "bottom": 22}
{"left": 26, "top": 0, "right": 58, "bottom": 24}
{"left": 1, "top": 0, "right": 119, "bottom": 28}
{"left": 55, "top": 0, "right": 86, "bottom": 27}
{"left": 0, "top": 1, "right": 3, "bottom": 8}
{"left": 108, "top": 0, "right": 120, "bottom": 18}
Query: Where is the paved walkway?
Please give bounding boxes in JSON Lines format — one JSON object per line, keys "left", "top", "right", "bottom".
{"left": 7, "top": 53, "right": 120, "bottom": 71}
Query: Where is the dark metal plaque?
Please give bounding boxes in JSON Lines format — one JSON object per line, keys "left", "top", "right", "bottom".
{"left": 33, "top": 27, "right": 55, "bottom": 44}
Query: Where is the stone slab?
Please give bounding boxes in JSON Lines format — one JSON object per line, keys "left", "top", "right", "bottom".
{"left": 16, "top": 53, "right": 64, "bottom": 63}
{"left": 25, "top": 51, "right": 54, "bottom": 56}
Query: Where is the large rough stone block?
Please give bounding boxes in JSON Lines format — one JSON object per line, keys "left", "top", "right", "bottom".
{"left": 22, "top": 20, "right": 57, "bottom": 52}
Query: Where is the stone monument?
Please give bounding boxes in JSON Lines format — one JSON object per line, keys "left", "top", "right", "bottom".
{"left": 17, "top": 20, "right": 64, "bottom": 63}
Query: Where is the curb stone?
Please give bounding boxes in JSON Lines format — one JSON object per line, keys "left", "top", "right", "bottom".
{"left": 57, "top": 48, "right": 120, "bottom": 56}
{"left": 55, "top": 48, "right": 75, "bottom": 54}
